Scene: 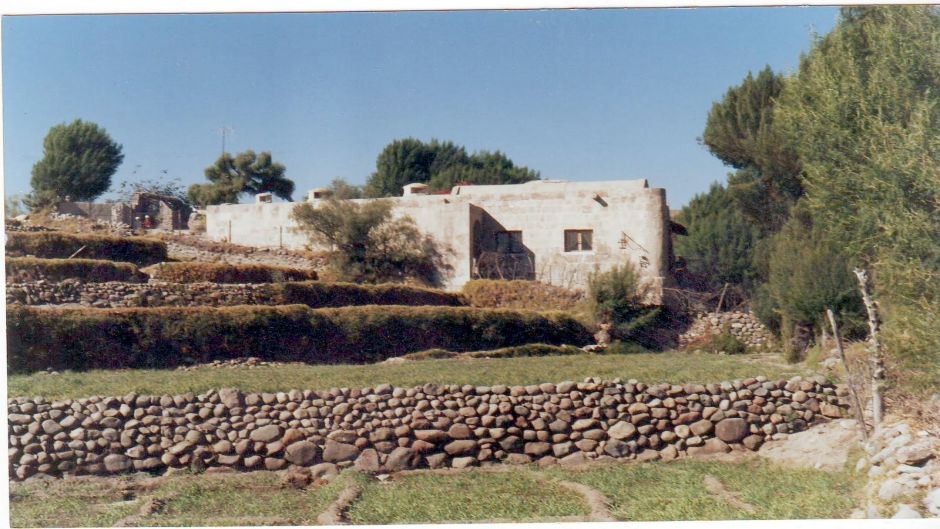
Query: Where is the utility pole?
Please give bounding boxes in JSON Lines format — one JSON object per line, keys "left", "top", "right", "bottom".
{"left": 217, "top": 127, "right": 234, "bottom": 157}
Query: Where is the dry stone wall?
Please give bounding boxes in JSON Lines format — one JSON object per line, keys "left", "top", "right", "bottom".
{"left": 6, "top": 280, "right": 284, "bottom": 308}
{"left": 8, "top": 375, "right": 850, "bottom": 481}
{"left": 679, "top": 311, "right": 775, "bottom": 350}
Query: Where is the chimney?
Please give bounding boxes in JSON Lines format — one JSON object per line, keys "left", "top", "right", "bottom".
{"left": 402, "top": 182, "right": 429, "bottom": 196}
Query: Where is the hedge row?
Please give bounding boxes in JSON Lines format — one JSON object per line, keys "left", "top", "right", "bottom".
{"left": 271, "top": 281, "right": 464, "bottom": 307}
{"left": 462, "top": 279, "right": 585, "bottom": 312}
{"left": 7, "top": 305, "right": 592, "bottom": 373}
{"left": 403, "top": 343, "right": 586, "bottom": 361}
{"left": 6, "top": 232, "right": 167, "bottom": 266}
{"left": 5, "top": 257, "right": 147, "bottom": 283}
{"left": 143, "top": 262, "right": 318, "bottom": 283}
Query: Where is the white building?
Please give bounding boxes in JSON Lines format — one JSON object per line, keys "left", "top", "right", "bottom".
{"left": 205, "top": 179, "right": 676, "bottom": 297}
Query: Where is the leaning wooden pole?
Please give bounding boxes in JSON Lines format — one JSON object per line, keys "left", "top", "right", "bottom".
{"left": 853, "top": 268, "right": 885, "bottom": 431}
{"left": 826, "top": 308, "right": 869, "bottom": 441}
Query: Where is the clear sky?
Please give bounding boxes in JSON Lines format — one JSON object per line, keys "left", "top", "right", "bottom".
{"left": 2, "top": 7, "right": 839, "bottom": 208}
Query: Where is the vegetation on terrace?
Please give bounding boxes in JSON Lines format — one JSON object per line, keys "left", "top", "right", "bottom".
{"left": 143, "top": 261, "right": 318, "bottom": 283}
{"left": 5, "top": 256, "right": 147, "bottom": 283}
{"left": 6, "top": 231, "right": 167, "bottom": 266}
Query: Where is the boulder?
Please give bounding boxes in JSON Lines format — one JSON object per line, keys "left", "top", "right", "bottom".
{"left": 608, "top": 422, "right": 637, "bottom": 440}
{"left": 323, "top": 440, "right": 360, "bottom": 462}
{"left": 285, "top": 441, "right": 317, "bottom": 465}
{"left": 715, "top": 418, "right": 748, "bottom": 443}
{"left": 385, "top": 447, "right": 419, "bottom": 472}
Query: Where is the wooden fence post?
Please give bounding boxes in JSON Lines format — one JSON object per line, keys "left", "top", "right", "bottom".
{"left": 826, "top": 308, "right": 869, "bottom": 441}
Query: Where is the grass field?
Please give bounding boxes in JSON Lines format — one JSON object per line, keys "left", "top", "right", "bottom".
{"left": 7, "top": 351, "right": 817, "bottom": 399}
{"left": 9, "top": 459, "right": 863, "bottom": 526}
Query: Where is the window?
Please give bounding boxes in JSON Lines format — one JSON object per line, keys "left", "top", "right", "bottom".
{"left": 564, "top": 230, "right": 593, "bottom": 252}
{"left": 496, "top": 230, "right": 524, "bottom": 253}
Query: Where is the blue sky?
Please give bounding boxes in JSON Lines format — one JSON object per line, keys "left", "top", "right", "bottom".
{"left": 2, "top": 8, "right": 839, "bottom": 207}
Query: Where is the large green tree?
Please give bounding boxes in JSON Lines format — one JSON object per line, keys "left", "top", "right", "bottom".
{"left": 673, "top": 182, "right": 763, "bottom": 293}
{"left": 29, "top": 119, "right": 124, "bottom": 207}
{"left": 774, "top": 5, "right": 940, "bottom": 388}
{"left": 188, "top": 150, "right": 294, "bottom": 206}
{"left": 364, "top": 138, "right": 539, "bottom": 197}
{"left": 702, "top": 67, "right": 801, "bottom": 232}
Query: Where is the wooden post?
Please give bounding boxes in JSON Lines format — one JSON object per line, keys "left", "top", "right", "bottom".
{"left": 67, "top": 246, "right": 87, "bottom": 259}
{"left": 853, "top": 268, "right": 885, "bottom": 431}
{"left": 715, "top": 282, "right": 730, "bottom": 313}
{"left": 228, "top": 220, "right": 232, "bottom": 244}
{"left": 826, "top": 308, "right": 869, "bottom": 441}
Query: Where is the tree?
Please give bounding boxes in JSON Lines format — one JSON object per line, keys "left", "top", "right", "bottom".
{"left": 290, "top": 198, "right": 450, "bottom": 285}
{"left": 774, "top": 5, "right": 940, "bottom": 388}
{"left": 117, "top": 176, "right": 189, "bottom": 204}
{"left": 29, "top": 119, "right": 124, "bottom": 207}
{"left": 702, "top": 67, "right": 802, "bottom": 232}
{"left": 187, "top": 150, "right": 294, "bottom": 206}
{"left": 5, "top": 195, "right": 28, "bottom": 219}
{"left": 325, "top": 177, "right": 364, "bottom": 200}
{"left": 364, "top": 138, "right": 539, "bottom": 197}
{"left": 673, "top": 182, "right": 763, "bottom": 293}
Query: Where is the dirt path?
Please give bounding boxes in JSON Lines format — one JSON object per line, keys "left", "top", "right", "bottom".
{"left": 703, "top": 475, "right": 756, "bottom": 514}
{"left": 316, "top": 483, "right": 363, "bottom": 525}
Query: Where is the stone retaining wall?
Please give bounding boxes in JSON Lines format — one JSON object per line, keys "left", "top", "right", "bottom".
{"left": 8, "top": 376, "right": 850, "bottom": 480}
{"left": 678, "top": 311, "right": 775, "bottom": 350}
{"left": 6, "top": 280, "right": 276, "bottom": 308}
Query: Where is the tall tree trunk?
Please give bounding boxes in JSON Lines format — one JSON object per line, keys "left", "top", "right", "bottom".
{"left": 827, "top": 308, "right": 869, "bottom": 441}
{"left": 853, "top": 268, "right": 885, "bottom": 431}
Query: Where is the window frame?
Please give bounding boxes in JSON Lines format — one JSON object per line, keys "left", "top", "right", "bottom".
{"left": 495, "top": 230, "right": 525, "bottom": 254}
{"left": 564, "top": 229, "right": 594, "bottom": 252}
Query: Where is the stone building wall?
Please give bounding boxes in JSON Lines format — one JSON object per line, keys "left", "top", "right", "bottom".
{"left": 678, "top": 311, "right": 775, "bottom": 350}
{"left": 8, "top": 375, "right": 849, "bottom": 480}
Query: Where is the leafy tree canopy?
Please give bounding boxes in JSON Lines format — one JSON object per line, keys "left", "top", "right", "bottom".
{"left": 673, "top": 182, "right": 763, "bottom": 293}
{"left": 702, "top": 67, "right": 801, "bottom": 232}
{"left": 29, "top": 119, "right": 124, "bottom": 207}
{"left": 364, "top": 138, "right": 539, "bottom": 197}
{"left": 188, "top": 150, "right": 294, "bottom": 207}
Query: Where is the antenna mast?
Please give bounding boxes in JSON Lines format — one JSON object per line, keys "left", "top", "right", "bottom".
{"left": 217, "top": 127, "right": 234, "bottom": 157}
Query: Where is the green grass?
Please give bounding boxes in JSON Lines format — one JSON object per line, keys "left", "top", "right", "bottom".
{"left": 545, "top": 459, "right": 863, "bottom": 521}
{"left": 346, "top": 471, "right": 589, "bottom": 524}
{"left": 9, "top": 471, "right": 348, "bottom": 528}
{"left": 7, "top": 352, "right": 814, "bottom": 399}
{"left": 10, "top": 477, "right": 141, "bottom": 527}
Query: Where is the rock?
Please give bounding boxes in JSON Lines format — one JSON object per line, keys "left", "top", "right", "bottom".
{"left": 820, "top": 403, "right": 843, "bottom": 418}
{"left": 524, "top": 442, "right": 552, "bottom": 457}
{"left": 452, "top": 456, "right": 476, "bottom": 469}
{"left": 414, "top": 430, "right": 448, "bottom": 443}
{"left": 385, "top": 447, "right": 419, "bottom": 472}
{"left": 925, "top": 488, "right": 940, "bottom": 517}
{"left": 425, "top": 453, "right": 448, "bottom": 469}
{"left": 264, "top": 457, "right": 286, "bottom": 470}
{"left": 311, "top": 462, "right": 339, "bottom": 480}
{"left": 892, "top": 504, "right": 922, "bottom": 519}
{"left": 354, "top": 449, "right": 381, "bottom": 473}
{"left": 604, "top": 440, "right": 630, "bottom": 457}
{"left": 322, "top": 440, "right": 360, "bottom": 462}
{"left": 690, "top": 420, "right": 714, "bottom": 437}
{"left": 444, "top": 440, "right": 477, "bottom": 456}
{"left": 608, "top": 422, "right": 637, "bottom": 440}
{"left": 742, "top": 434, "right": 763, "bottom": 451}
{"left": 218, "top": 388, "right": 243, "bottom": 409}
{"left": 572, "top": 419, "right": 597, "bottom": 431}
{"left": 896, "top": 443, "right": 934, "bottom": 466}
{"left": 249, "top": 424, "right": 283, "bottom": 443}
{"left": 659, "top": 445, "right": 678, "bottom": 461}
{"left": 283, "top": 468, "right": 313, "bottom": 489}
{"left": 636, "top": 449, "right": 660, "bottom": 461}
{"left": 559, "top": 452, "right": 588, "bottom": 466}
{"left": 879, "top": 478, "right": 913, "bottom": 502}
{"left": 284, "top": 441, "right": 317, "bottom": 465}
{"left": 103, "top": 454, "right": 132, "bottom": 473}
{"left": 715, "top": 418, "right": 748, "bottom": 443}
{"left": 448, "top": 424, "right": 472, "bottom": 440}
{"left": 41, "top": 419, "right": 63, "bottom": 435}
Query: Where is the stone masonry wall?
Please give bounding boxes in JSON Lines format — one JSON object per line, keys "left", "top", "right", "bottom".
{"left": 8, "top": 376, "right": 850, "bottom": 480}
{"left": 679, "top": 311, "right": 775, "bottom": 350}
{"left": 6, "top": 280, "right": 276, "bottom": 308}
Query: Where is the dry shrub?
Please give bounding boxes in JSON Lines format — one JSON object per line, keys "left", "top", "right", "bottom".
{"left": 462, "top": 279, "right": 584, "bottom": 312}
{"left": 143, "top": 262, "right": 317, "bottom": 283}
{"left": 6, "top": 232, "right": 167, "bottom": 266}
{"left": 7, "top": 305, "right": 592, "bottom": 373}
{"left": 272, "top": 281, "right": 464, "bottom": 307}
{"left": 5, "top": 257, "right": 147, "bottom": 283}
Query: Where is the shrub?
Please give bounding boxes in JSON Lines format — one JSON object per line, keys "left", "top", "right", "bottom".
{"left": 402, "top": 343, "right": 584, "bottom": 361}
{"left": 6, "top": 232, "right": 167, "bottom": 266}
{"left": 7, "top": 305, "right": 592, "bottom": 373}
{"left": 5, "top": 257, "right": 147, "bottom": 283}
{"left": 143, "top": 262, "right": 318, "bottom": 283}
{"left": 273, "top": 281, "right": 464, "bottom": 307}
{"left": 462, "top": 280, "right": 584, "bottom": 312}
{"left": 291, "top": 198, "right": 450, "bottom": 286}
{"left": 602, "top": 341, "right": 651, "bottom": 355}
{"left": 702, "top": 330, "right": 748, "bottom": 355}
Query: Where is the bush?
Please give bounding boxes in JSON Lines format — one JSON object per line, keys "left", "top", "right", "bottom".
{"left": 402, "top": 343, "right": 584, "bottom": 361}
{"left": 602, "top": 341, "right": 651, "bottom": 355}
{"left": 462, "top": 280, "right": 584, "bottom": 312}
{"left": 5, "top": 257, "right": 147, "bottom": 283}
{"left": 702, "top": 331, "right": 748, "bottom": 355}
{"left": 291, "top": 198, "right": 450, "bottom": 286}
{"left": 6, "top": 232, "right": 167, "bottom": 266}
{"left": 7, "top": 305, "right": 592, "bottom": 373}
{"left": 143, "top": 262, "right": 318, "bottom": 283}
{"left": 273, "top": 281, "right": 464, "bottom": 307}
